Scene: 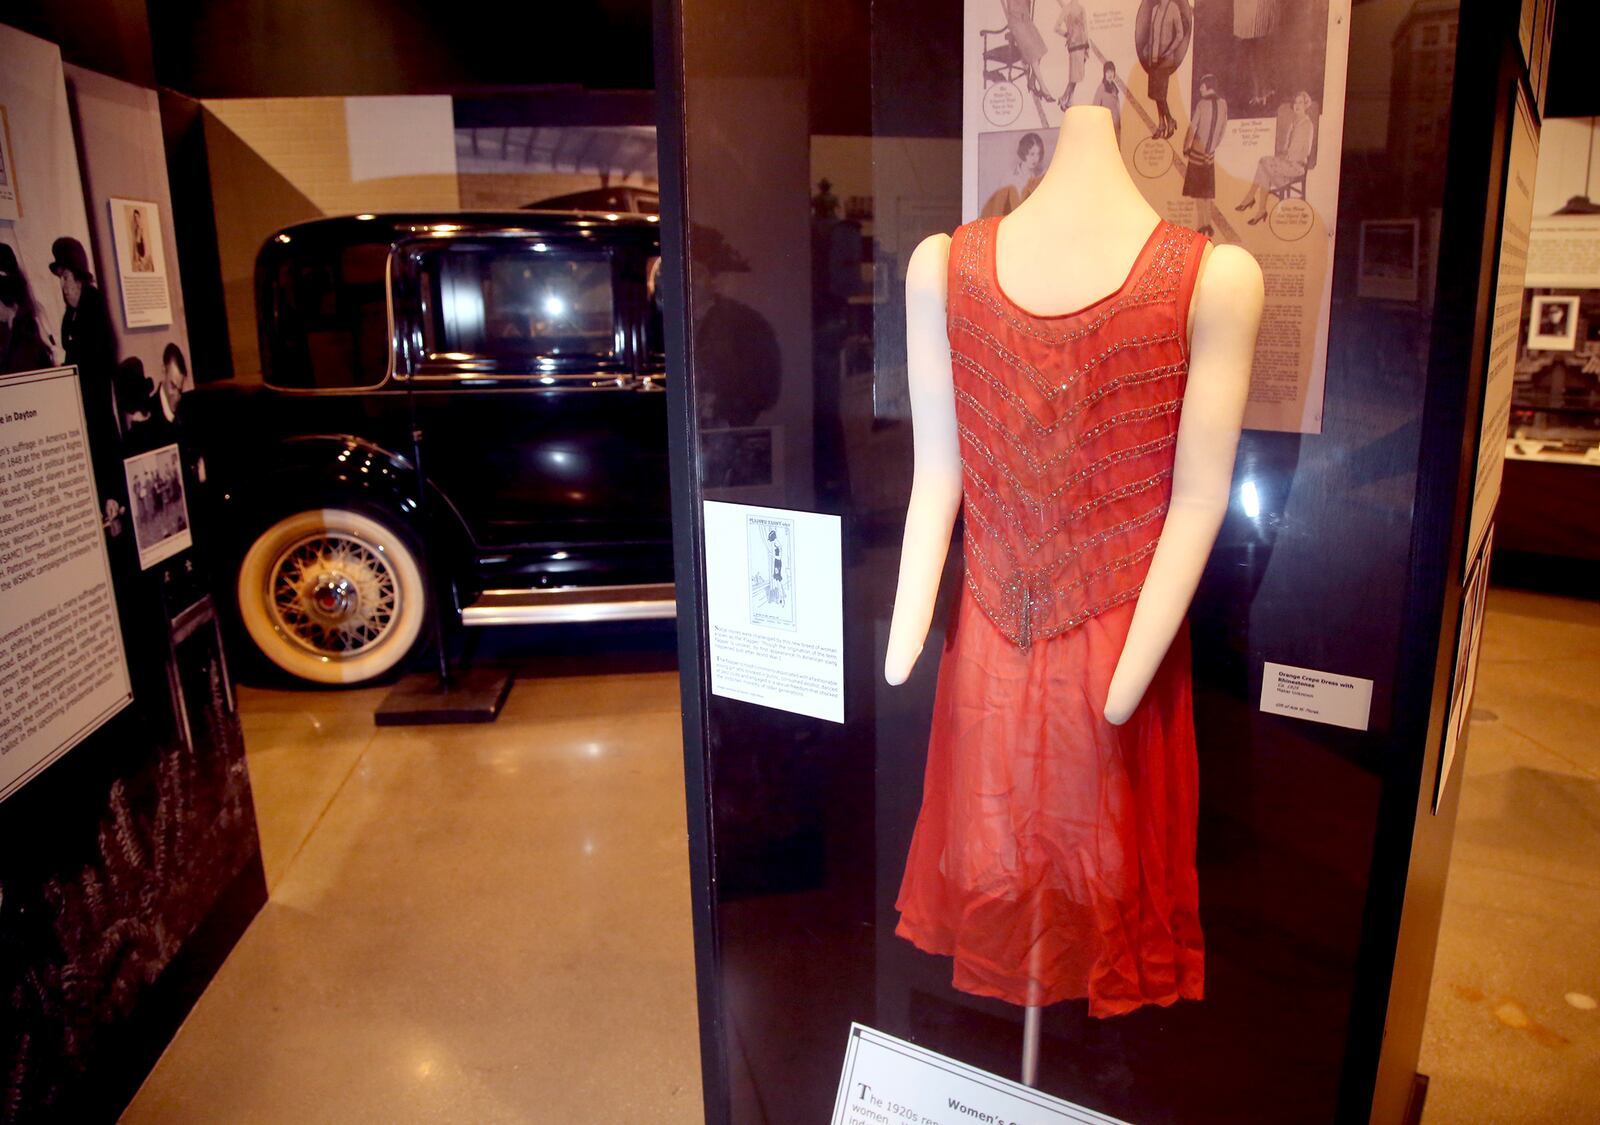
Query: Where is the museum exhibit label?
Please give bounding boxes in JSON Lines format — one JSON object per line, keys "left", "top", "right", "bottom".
{"left": 0, "top": 366, "right": 132, "bottom": 801}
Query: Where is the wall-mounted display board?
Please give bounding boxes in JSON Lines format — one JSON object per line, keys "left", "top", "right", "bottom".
{"left": 0, "top": 24, "right": 263, "bottom": 1124}
{"left": 656, "top": 0, "right": 1533, "bottom": 1122}
{"left": 0, "top": 367, "right": 133, "bottom": 801}
{"left": 1466, "top": 84, "right": 1537, "bottom": 572}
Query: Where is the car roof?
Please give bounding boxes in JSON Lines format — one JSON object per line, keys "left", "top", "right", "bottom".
{"left": 264, "top": 210, "right": 661, "bottom": 246}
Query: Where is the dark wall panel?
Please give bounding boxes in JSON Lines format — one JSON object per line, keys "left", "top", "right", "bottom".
{"left": 2, "top": 1, "right": 155, "bottom": 86}
{"left": 148, "top": 0, "right": 655, "bottom": 97}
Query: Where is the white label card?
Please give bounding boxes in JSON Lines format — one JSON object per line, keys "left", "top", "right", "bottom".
{"left": 703, "top": 500, "right": 844, "bottom": 723}
{"left": 1259, "top": 661, "right": 1373, "bottom": 731}
{"left": 832, "top": 1024, "right": 1128, "bottom": 1125}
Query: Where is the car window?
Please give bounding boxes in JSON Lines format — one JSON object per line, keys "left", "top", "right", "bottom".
{"left": 423, "top": 245, "right": 617, "bottom": 368}
{"left": 265, "top": 241, "right": 390, "bottom": 390}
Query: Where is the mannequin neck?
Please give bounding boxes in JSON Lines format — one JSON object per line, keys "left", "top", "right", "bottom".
{"left": 1018, "top": 106, "right": 1147, "bottom": 218}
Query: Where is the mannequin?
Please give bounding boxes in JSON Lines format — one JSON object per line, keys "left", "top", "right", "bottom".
{"left": 885, "top": 105, "right": 1263, "bottom": 1083}
{"left": 886, "top": 104, "right": 1261, "bottom": 710}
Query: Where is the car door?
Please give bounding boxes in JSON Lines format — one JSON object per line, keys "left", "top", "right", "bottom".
{"left": 393, "top": 234, "right": 671, "bottom": 576}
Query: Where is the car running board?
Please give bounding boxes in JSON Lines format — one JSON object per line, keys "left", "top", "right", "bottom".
{"left": 461, "top": 584, "right": 677, "bottom": 627}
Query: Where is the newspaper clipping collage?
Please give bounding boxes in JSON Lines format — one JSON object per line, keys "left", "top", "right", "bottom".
{"left": 963, "top": 0, "right": 1352, "bottom": 434}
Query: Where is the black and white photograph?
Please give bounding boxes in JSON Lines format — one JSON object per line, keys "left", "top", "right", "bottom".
{"left": 702, "top": 425, "right": 778, "bottom": 489}
{"left": 975, "top": 128, "right": 1055, "bottom": 219}
{"left": 1357, "top": 219, "right": 1421, "bottom": 302}
{"left": 747, "top": 514, "right": 797, "bottom": 630}
{"left": 125, "top": 204, "right": 155, "bottom": 272}
{"left": 1191, "top": 0, "right": 1330, "bottom": 119}
{"left": 1528, "top": 294, "right": 1580, "bottom": 351}
{"left": 123, "top": 442, "right": 192, "bottom": 569}
{"left": 68, "top": 69, "right": 194, "bottom": 427}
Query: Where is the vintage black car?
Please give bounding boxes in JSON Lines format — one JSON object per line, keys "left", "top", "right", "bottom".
{"left": 183, "top": 211, "right": 673, "bottom": 685}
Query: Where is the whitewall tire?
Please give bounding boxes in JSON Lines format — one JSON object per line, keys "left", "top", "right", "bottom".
{"left": 236, "top": 507, "right": 427, "bottom": 686}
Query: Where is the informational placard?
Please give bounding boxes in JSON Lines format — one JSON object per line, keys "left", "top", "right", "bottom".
{"left": 1435, "top": 527, "right": 1492, "bottom": 814}
{"left": 1259, "top": 661, "right": 1373, "bottom": 732}
{"left": 1466, "top": 86, "right": 1537, "bottom": 573}
{"left": 832, "top": 1024, "right": 1127, "bottom": 1125}
{"left": 1525, "top": 216, "right": 1600, "bottom": 288}
{"left": 703, "top": 500, "right": 844, "bottom": 723}
{"left": 961, "top": 0, "right": 1352, "bottom": 434}
{"left": 107, "top": 197, "right": 172, "bottom": 328}
{"left": 0, "top": 367, "right": 132, "bottom": 802}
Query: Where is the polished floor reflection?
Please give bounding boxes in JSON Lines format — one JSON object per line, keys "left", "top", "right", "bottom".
{"left": 121, "top": 658, "right": 701, "bottom": 1124}
{"left": 116, "top": 591, "right": 1599, "bottom": 1122}
{"left": 1420, "top": 588, "right": 1600, "bottom": 1123}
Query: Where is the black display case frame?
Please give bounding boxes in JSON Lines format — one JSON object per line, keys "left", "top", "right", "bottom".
{"left": 654, "top": 2, "right": 1539, "bottom": 1121}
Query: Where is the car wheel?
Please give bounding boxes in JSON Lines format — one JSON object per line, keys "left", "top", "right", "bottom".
{"left": 236, "top": 506, "right": 428, "bottom": 686}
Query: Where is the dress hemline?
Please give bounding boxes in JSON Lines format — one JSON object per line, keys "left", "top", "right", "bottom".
{"left": 894, "top": 912, "right": 1204, "bottom": 1018}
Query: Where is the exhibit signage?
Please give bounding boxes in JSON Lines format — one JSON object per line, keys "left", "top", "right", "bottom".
{"left": 1259, "top": 661, "right": 1373, "bottom": 732}
{"left": 702, "top": 500, "right": 845, "bottom": 723}
{"left": 1436, "top": 527, "right": 1492, "bottom": 814}
{"left": 0, "top": 366, "right": 133, "bottom": 801}
{"left": 107, "top": 197, "right": 174, "bottom": 329}
{"left": 832, "top": 1024, "right": 1128, "bottom": 1125}
{"left": 960, "top": 0, "right": 1353, "bottom": 434}
{"left": 1467, "top": 85, "right": 1537, "bottom": 574}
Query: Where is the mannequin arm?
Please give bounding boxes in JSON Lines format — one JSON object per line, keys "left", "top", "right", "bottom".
{"left": 1103, "top": 244, "right": 1263, "bottom": 724}
{"left": 885, "top": 234, "right": 962, "bottom": 686}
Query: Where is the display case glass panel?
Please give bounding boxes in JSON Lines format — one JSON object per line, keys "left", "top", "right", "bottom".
{"left": 657, "top": 1, "right": 1497, "bottom": 1120}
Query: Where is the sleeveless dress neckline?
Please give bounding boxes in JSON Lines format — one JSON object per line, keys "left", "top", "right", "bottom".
{"left": 988, "top": 215, "right": 1167, "bottom": 321}
{"left": 894, "top": 215, "right": 1211, "bottom": 1017}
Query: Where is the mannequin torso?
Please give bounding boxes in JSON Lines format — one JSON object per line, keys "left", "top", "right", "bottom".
{"left": 885, "top": 105, "right": 1263, "bottom": 723}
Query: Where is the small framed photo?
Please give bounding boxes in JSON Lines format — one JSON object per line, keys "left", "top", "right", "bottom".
{"left": 1357, "top": 219, "right": 1420, "bottom": 302}
{"left": 108, "top": 197, "right": 173, "bottom": 328}
{"left": 700, "top": 425, "right": 783, "bottom": 491}
{"left": 123, "top": 443, "right": 192, "bottom": 569}
{"left": 1528, "top": 294, "right": 1580, "bottom": 351}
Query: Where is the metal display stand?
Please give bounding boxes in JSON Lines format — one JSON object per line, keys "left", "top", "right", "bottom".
{"left": 374, "top": 377, "right": 512, "bottom": 726}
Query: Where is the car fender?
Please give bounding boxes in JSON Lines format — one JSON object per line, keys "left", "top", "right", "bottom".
{"left": 214, "top": 434, "right": 475, "bottom": 569}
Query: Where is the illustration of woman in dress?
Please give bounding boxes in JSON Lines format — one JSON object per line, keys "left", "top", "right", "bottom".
{"left": 1234, "top": 0, "right": 1279, "bottom": 111}
{"left": 999, "top": 0, "right": 1052, "bottom": 113}
{"left": 1135, "top": 0, "right": 1192, "bottom": 140}
{"left": 1182, "top": 73, "right": 1228, "bottom": 236}
{"left": 1235, "top": 90, "right": 1314, "bottom": 225}
{"left": 1054, "top": 0, "right": 1091, "bottom": 109}
{"left": 981, "top": 132, "right": 1046, "bottom": 218}
{"left": 1094, "top": 61, "right": 1123, "bottom": 142}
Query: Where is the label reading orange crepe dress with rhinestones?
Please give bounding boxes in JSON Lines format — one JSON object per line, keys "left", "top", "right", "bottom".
{"left": 894, "top": 216, "right": 1209, "bottom": 1018}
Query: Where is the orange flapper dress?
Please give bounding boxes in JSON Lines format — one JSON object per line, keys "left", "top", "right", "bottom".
{"left": 895, "top": 216, "right": 1210, "bottom": 1018}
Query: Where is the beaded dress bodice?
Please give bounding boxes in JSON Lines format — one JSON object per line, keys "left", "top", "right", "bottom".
{"left": 948, "top": 216, "right": 1208, "bottom": 648}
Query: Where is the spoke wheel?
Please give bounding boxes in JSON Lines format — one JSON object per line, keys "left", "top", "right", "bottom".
{"left": 238, "top": 508, "right": 427, "bottom": 685}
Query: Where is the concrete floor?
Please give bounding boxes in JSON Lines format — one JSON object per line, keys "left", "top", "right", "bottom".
{"left": 1418, "top": 588, "right": 1600, "bottom": 1123}
{"left": 121, "top": 662, "right": 702, "bottom": 1124}
{"left": 120, "top": 589, "right": 1599, "bottom": 1123}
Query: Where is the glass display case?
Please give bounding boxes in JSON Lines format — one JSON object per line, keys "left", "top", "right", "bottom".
{"left": 1510, "top": 287, "right": 1600, "bottom": 463}
{"left": 654, "top": 1, "right": 1533, "bottom": 1120}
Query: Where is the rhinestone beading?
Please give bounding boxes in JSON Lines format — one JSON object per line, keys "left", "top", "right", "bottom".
{"left": 947, "top": 216, "right": 1206, "bottom": 648}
